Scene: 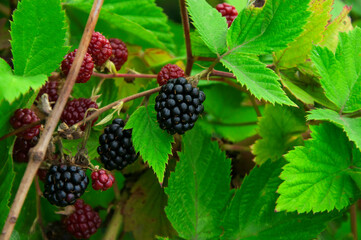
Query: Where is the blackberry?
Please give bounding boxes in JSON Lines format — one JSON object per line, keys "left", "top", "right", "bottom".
{"left": 65, "top": 199, "right": 101, "bottom": 239}
{"left": 61, "top": 49, "right": 94, "bottom": 83}
{"left": 91, "top": 169, "right": 115, "bottom": 191}
{"left": 12, "top": 136, "right": 38, "bottom": 163}
{"left": 216, "top": 3, "right": 238, "bottom": 27}
{"left": 43, "top": 165, "right": 89, "bottom": 207}
{"left": 10, "top": 108, "right": 41, "bottom": 140}
{"left": 155, "top": 77, "right": 206, "bottom": 135}
{"left": 97, "top": 118, "right": 138, "bottom": 171}
{"left": 36, "top": 80, "right": 59, "bottom": 104}
{"left": 157, "top": 64, "right": 185, "bottom": 86}
{"left": 88, "top": 32, "right": 112, "bottom": 66}
{"left": 61, "top": 98, "right": 98, "bottom": 131}
{"left": 109, "top": 38, "right": 128, "bottom": 71}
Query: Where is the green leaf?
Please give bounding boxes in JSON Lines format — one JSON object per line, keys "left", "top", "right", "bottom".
{"left": 0, "top": 148, "right": 14, "bottom": 229}
{"left": 308, "top": 108, "right": 361, "bottom": 150}
{"left": 0, "top": 59, "right": 47, "bottom": 103}
{"left": 222, "top": 160, "right": 342, "bottom": 240}
{"left": 11, "top": 0, "right": 68, "bottom": 76}
{"left": 165, "top": 127, "right": 232, "bottom": 239}
{"left": 227, "top": 0, "right": 311, "bottom": 55}
{"left": 123, "top": 170, "right": 177, "bottom": 239}
{"left": 276, "top": 123, "right": 361, "bottom": 213}
{"left": 199, "top": 83, "right": 260, "bottom": 142}
{"left": 64, "top": 2, "right": 171, "bottom": 51}
{"left": 274, "top": 0, "right": 333, "bottom": 68}
{"left": 124, "top": 105, "right": 174, "bottom": 183}
{"left": 221, "top": 53, "right": 295, "bottom": 105}
{"left": 252, "top": 104, "right": 307, "bottom": 165}
{"left": 311, "top": 27, "right": 361, "bottom": 113}
{"left": 101, "top": 0, "right": 175, "bottom": 52}
{"left": 187, "top": 0, "right": 228, "bottom": 55}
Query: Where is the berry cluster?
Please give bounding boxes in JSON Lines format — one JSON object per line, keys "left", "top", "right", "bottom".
{"left": 61, "top": 98, "right": 98, "bottom": 130}
{"left": 216, "top": 3, "right": 238, "bottom": 27}
{"left": 97, "top": 118, "right": 138, "bottom": 171}
{"left": 155, "top": 77, "right": 205, "bottom": 135}
{"left": 10, "top": 108, "right": 41, "bottom": 140}
{"left": 65, "top": 199, "right": 101, "bottom": 239}
{"left": 157, "top": 64, "right": 185, "bottom": 86}
{"left": 91, "top": 169, "right": 115, "bottom": 191}
{"left": 43, "top": 165, "right": 89, "bottom": 207}
{"left": 61, "top": 32, "right": 128, "bottom": 83}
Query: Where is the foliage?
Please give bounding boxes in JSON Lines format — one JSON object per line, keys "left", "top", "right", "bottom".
{"left": 0, "top": 0, "right": 361, "bottom": 239}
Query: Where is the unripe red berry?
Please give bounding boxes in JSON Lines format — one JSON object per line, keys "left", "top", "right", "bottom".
{"left": 91, "top": 170, "right": 115, "bottom": 191}
{"left": 157, "top": 64, "right": 185, "bottom": 86}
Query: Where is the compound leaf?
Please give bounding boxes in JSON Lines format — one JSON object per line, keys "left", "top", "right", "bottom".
{"left": 125, "top": 105, "right": 174, "bottom": 183}
{"left": 222, "top": 160, "right": 341, "bottom": 240}
{"left": 64, "top": 1, "right": 172, "bottom": 51}
{"left": 274, "top": 0, "right": 333, "bottom": 68}
{"left": 252, "top": 104, "right": 307, "bottom": 165}
{"left": 227, "top": 0, "right": 310, "bottom": 55}
{"left": 187, "top": 0, "right": 228, "bottom": 55}
{"left": 276, "top": 123, "right": 361, "bottom": 213}
{"left": 11, "top": 0, "right": 68, "bottom": 76}
{"left": 0, "top": 59, "right": 47, "bottom": 103}
{"left": 311, "top": 27, "right": 361, "bottom": 113}
{"left": 165, "top": 127, "right": 232, "bottom": 239}
{"left": 221, "top": 53, "right": 295, "bottom": 105}
{"left": 308, "top": 108, "right": 361, "bottom": 150}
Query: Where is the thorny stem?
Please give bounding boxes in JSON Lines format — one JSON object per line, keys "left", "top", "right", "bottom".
{"left": 0, "top": 0, "right": 105, "bottom": 239}
{"left": 34, "top": 177, "right": 48, "bottom": 240}
{"left": 351, "top": 204, "right": 358, "bottom": 240}
{"left": 74, "top": 87, "right": 161, "bottom": 128}
{"left": 179, "top": 0, "right": 193, "bottom": 75}
{"left": 102, "top": 204, "right": 123, "bottom": 240}
{"left": 0, "top": 119, "right": 43, "bottom": 142}
{"left": 92, "top": 72, "right": 157, "bottom": 79}
{"left": 248, "top": 93, "right": 262, "bottom": 117}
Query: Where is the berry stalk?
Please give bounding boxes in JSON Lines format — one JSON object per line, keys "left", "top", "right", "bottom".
{"left": 92, "top": 72, "right": 157, "bottom": 79}
{"left": 179, "top": 0, "right": 193, "bottom": 75}
{"left": 74, "top": 86, "right": 162, "bottom": 128}
{"left": 0, "top": 0, "right": 105, "bottom": 238}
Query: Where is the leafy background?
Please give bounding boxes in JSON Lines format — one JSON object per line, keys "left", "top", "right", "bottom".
{"left": 0, "top": 0, "right": 361, "bottom": 239}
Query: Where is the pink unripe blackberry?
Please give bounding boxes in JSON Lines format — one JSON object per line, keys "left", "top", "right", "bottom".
{"left": 216, "top": 3, "right": 238, "bottom": 27}
{"left": 157, "top": 64, "right": 185, "bottom": 86}
{"left": 109, "top": 38, "right": 128, "bottom": 71}
{"left": 61, "top": 49, "right": 94, "bottom": 83}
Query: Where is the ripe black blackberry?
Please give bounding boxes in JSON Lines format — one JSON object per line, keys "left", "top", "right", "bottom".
{"left": 155, "top": 77, "right": 206, "bottom": 135}
{"left": 88, "top": 32, "right": 112, "bottom": 66}
{"left": 36, "top": 80, "right": 59, "bottom": 104}
{"left": 157, "top": 64, "right": 185, "bottom": 86}
{"left": 216, "top": 3, "right": 238, "bottom": 27}
{"left": 61, "top": 98, "right": 98, "bottom": 130}
{"left": 61, "top": 49, "right": 94, "bottom": 83}
{"left": 12, "top": 136, "right": 38, "bottom": 162}
{"left": 43, "top": 165, "right": 89, "bottom": 207}
{"left": 97, "top": 118, "right": 138, "bottom": 171}
{"left": 10, "top": 108, "right": 41, "bottom": 140}
{"left": 109, "top": 38, "right": 128, "bottom": 71}
{"left": 65, "top": 199, "right": 101, "bottom": 239}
